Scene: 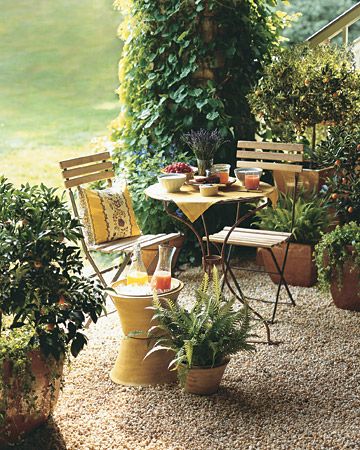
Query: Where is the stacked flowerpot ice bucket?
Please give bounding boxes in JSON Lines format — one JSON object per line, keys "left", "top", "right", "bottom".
{"left": 110, "top": 278, "right": 183, "bottom": 386}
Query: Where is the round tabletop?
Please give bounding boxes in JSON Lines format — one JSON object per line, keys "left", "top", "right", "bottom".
{"left": 145, "top": 181, "right": 277, "bottom": 223}
{"left": 145, "top": 181, "right": 275, "bottom": 204}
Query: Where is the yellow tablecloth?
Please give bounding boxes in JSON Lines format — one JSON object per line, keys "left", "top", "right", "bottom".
{"left": 145, "top": 181, "right": 278, "bottom": 223}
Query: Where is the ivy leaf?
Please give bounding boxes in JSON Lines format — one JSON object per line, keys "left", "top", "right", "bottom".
{"left": 177, "top": 31, "right": 189, "bottom": 41}
{"left": 195, "top": 99, "right": 208, "bottom": 110}
{"left": 206, "top": 111, "right": 220, "bottom": 120}
{"left": 139, "top": 109, "right": 151, "bottom": 120}
{"left": 179, "top": 67, "right": 192, "bottom": 79}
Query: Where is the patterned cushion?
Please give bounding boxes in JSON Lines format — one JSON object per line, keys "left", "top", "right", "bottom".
{"left": 78, "top": 182, "right": 141, "bottom": 245}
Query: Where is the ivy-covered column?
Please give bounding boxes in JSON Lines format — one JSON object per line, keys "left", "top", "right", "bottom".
{"left": 110, "top": 0, "right": 287, "bottom": 235}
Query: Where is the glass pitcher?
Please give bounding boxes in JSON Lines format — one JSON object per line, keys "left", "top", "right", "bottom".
{"left": 126, "top": 243, "right": 148, "bottom": 285}
{"left": 151, "top": 245, "right": 176, "bottom": 291}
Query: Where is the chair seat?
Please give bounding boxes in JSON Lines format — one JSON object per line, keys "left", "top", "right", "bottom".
{"left": 205, "top": 227, "right": 291, "bottom": 248}
{"left": 89, "top": 233, "right": 181, "bottom": 254}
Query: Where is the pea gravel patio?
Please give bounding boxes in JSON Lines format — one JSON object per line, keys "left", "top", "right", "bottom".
{"left": 15, "top": 264, "right": 359, "bottom": 450}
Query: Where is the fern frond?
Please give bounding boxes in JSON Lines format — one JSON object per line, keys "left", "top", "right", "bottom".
{"left": 152, "top": 291, "right": 161, "bottom": 310}
{"left": 184, "top": 340, "right": 193, "bottom": 367}
{"left": 199, "top": 270, "right": 209, "bottom": 294}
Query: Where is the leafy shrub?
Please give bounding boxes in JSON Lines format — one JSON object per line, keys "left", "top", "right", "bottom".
{"left": 314, "top": 222, "right": 360, "bottom": 291}
{"left": 255, "top": 191, "right": 332, "bottom": 245}
{"left": 0, "top": 178, "right": 105, "bottom": 360}
{"left": 110, "top": 0, "right": 289, "bottom": 244}
{"left": 147, "top": 266, "right": 254, "bottom": 379}
{"left": 248, "top": 44, "right": 360, "bottom": 149}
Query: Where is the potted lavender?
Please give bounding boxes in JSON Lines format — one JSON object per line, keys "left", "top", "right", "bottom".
{"left": 182, "top": 129, "right": 228, "bottom": 176}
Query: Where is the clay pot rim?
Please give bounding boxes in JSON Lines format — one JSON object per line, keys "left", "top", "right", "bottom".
{"left": 185, "top": 356, "right": 230, "bottom": 371}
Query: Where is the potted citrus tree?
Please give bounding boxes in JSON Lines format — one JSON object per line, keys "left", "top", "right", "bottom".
{"left": 315, "top": 222, "right": 360, "bottom": 311}
{"left": 256, "top": 191, "right": 332, "bottom": 287}
{"left": 0, "top": 178, "right": 105, "bottom": 445}
{"left": 322, "top": 126, "right": 360, "bottom": 224}
{"left": 248, "top": 44, "right": 360, "bottom": 193}
{"left": 146, "top": 266, "right": 255, "bottom": 395}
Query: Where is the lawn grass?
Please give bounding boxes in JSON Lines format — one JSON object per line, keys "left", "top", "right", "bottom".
{"left": 0, "top": 0, "right": 121, "bottom": 188}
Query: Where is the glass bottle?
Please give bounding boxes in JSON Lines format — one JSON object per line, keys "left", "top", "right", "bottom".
{"left": 151, "top": 245, "right": 176, "bottom": 291}
{"left": 126, "top": 243, "right": 148, "bottom": 285}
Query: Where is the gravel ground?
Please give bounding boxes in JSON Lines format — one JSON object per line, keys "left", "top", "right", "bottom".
{"left": 11, "top": 263, "right": 360, "bottom": 450}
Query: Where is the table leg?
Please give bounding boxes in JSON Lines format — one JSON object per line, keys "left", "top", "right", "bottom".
{"left": 164, "top": 201, "right": 218, "bottom": 271}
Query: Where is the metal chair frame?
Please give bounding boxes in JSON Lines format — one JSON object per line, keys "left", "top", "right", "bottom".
{"left": 208, "top": 141, "right": 304, "bottom": 325}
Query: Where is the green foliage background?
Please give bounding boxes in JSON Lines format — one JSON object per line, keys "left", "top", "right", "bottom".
{"left": 110, "top": 0, "right": 288, "bottom": 248}
{"left": 255, "top": 191, "right": 331, "bottom": 245}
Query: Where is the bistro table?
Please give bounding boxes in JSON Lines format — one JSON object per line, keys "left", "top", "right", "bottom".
{"left": 145, "top": 180, "right": 277, "bottom": 268}
{"left": 145, "top": 180, "right": 278, "bottom": 343}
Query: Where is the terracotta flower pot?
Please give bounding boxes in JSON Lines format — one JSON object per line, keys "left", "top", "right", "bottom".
{"left": 260, "top": 243, "right": 317, "bottom": 287}
{"left": 0, "top": 350, "right": 63, "bottom": 445}
{"left": 183, "top": 358, "right": 229, "bottom": 395}
{"left": 141, "top": 234, "right": 185, "bottom": 275}
{"left": 109, "top": 277, "right": 184, "bottom": 386}
{"left": 329, "top": 248, "right": 360, "bottom": 311}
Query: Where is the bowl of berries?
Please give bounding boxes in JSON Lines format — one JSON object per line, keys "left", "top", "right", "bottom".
{"left": 161, "top": 162, "right": 195, "bottom": 182}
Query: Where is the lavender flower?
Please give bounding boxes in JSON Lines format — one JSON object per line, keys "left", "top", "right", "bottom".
{"left": 181, "top": 129, "right": 228, "bottom": 160}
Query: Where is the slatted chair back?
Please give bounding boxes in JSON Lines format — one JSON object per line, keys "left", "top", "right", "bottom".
{"left": 237, "top": 140, "right": 304, "bottom": 237}
{"left": 59, "top": 151, "right": 114, "bottom": 189}
{"left": 236, "top": 141, "right": 304, "bottom": 173}
{"left": 59, "top": 151, "right": 115, "bottom": 230}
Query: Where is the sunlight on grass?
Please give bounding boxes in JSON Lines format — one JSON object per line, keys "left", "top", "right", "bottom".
{"left": 3, "top": 146, "right": 90, "bottom": 188}
{"left": 0, "top": 0, "right": 121, "bottom": 188}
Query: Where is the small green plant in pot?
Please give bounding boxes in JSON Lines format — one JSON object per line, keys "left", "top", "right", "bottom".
{"left": 182, "top": 129, "right": 228, "bottom": 176}
{"left": 256, "top": 191, "right": 332, "bottom": 287}
{"left": 315, "top": 222, "right": 360, "bottom": 311}
{"left": 0, "top": 178, "right": 106, "bottom": 444}
{"left": 146, "top": 266, "right": 254, "bottom": 395}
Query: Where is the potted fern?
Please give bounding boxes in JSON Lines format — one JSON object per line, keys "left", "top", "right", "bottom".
{"left": 315, "top": 222, "right": 360, "bottom": 311}
{"left": 0, "top": 178, "right": 105, "bottom": 444}
{"left": 146, "top": 267, "right": 254, "bottom": 395}
{"left": 256, "top": 191, "right": 332, "bottom": 287}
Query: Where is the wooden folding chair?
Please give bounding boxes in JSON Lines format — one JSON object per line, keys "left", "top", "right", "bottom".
{"left": 207, "top": 141, "right": 304, "bottom": 324}
{"left": 59, "top": 152, "right": 181, "bottom": 287}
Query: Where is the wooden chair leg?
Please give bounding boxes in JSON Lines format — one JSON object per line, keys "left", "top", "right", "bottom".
{"left": 84, "top": 245, "right": 107, "bottom": 288}
{"left": 111, "top": 253, "right": 131, "bottom": 283}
